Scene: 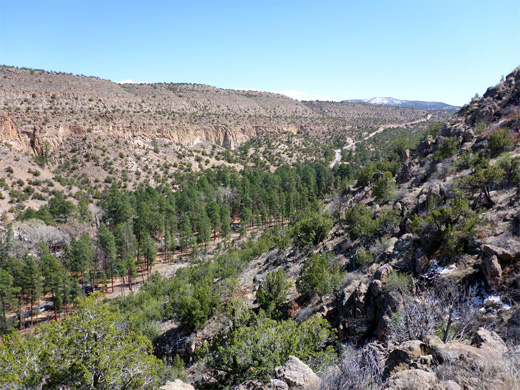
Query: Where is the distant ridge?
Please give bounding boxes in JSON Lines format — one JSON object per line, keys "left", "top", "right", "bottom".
{"left": 343, "top": 97, "right": 460, "bottom": 111}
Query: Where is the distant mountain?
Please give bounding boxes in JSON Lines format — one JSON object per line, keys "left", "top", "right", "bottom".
{"left": 343, "top": 97, "right": 460, "bottom": 111}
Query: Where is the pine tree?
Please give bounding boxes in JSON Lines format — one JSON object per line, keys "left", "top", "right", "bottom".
{"left": 142, "top": 233, "right": 157, "bottom": 279}
{"left": 22, "top": 255, "right": 42, "bottom": 328}
{"left": 220, "top": 205, "right": 231, "bottom": 239}
{"left": 97, "top": 223, "right": 117, "bottom": 291}
{"left": 0, "top": 268, "right": 19, "bottom": 333}
{"left": 39, "top": 243, "right": 67, "bottom": 320}
{"left": 197, "top": 210, "right": 211, "bottom": 248}
{"left": 70, "top": 234, "right": 94, "bottom": 294}
{"left": 207, "top": 201, "right": 221, "bottom": 242}
{"left": 115, "top": 222, "right": 137, "bottom": 291}
{"left": 5, "top": 257, "right": 25, "bottom": 330}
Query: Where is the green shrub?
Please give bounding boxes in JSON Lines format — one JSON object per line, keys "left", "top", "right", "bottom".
{"left": 457, "top": 150, "right": 490, "bottom": 171}
{"left": 511, "top": 157, "right": 520, "bottom": 184}
{"left": 488, "top": 128, "right": 513, "bottom": 157}
{"left": 410, "top": 193, "right": 479, "bottom": 256}
{"left": 356, "top": 249, "right": 374, "bottom": 269}
{"left": 474, "top": 121, "right": 487, "bottom": 134}
{"left": 256, "top": 269, "right": 291, "bottom": 316}
{"left": 167, "top": 277, "right": 220, "bottom": 331}
{"left": 432, "top": 137, "right": 458, "bottom": 161}
{"left": 356, "top": 160, "right": 401, "bottom": 187}
{"left": 371, "top": 171, "right": 396, "bottom": 204}
{"left": 357, "top": 164, "right": 376, "bottom": 187}
{"left": 344, "top": 204, "right": 376, "bottom": 239}
{"left": 296, "top": 253, "right": 341, "bottom": 298}
{"left": 202, "top": 311, "right": 337, "bottom": 385}
{"left": 48, "top": 192, "right": 75, "bottom": 221}
{"left": 0, "top": 294, "right": 164, "bottom": 389}
{"left": 34, "top": 155, "right": 46, "bottom": 168}
{"left": 291, "top": 211, "right": 333, "bottom": 248}
{"left": 385, "top": 269, "right": 411, "bottom": 293}
{"left": 376, "top": 207, "right": 401, "bottom": 235}
{"left": 458, "top": 165, "right": 504, "bottom": 207}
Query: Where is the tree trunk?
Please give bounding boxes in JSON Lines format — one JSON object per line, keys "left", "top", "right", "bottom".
{"left": 30, "top": 299, "right": 34, "bottom": 329}
{"left": 53, "top": 296, "right": 58, "bottom": 321}
{"left": 128, "top": 270, "right": 133, "bottom": 292}
{"left": 81, "top": 270, "right": 85, "bottom": 295}
{"left": 18, "top": 298, "right": 23, "bottom": 330}
{"left": 483, "top": 186, "right": 495, "bottom": 207}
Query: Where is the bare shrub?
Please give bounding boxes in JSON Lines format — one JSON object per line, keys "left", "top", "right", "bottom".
{"left": 321, "top": 345, "right": 384, "bottom": 390}
{"left": 389, "top": 278, "right": 479, "bottom": 343}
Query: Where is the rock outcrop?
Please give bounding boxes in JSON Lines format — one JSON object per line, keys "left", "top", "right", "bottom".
{"left": 160, "top": 379, "right": 195, "bottom": 390}
{"left": 274, "top": 356, "right": 321, "bottom": 390}
{"left": 382, "top": 329, "right": 518, "bottom": 390}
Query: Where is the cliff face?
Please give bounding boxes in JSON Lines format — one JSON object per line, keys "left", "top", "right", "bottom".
{"left": 0, "top": 66, "right": 435, "bottom": 154}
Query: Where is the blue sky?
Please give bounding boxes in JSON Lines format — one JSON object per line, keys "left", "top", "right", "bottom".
{"left": 0, "top": 0, "right": 519, "bottom": 105}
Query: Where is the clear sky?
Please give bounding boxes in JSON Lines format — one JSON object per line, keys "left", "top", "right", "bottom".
{"left": 0, "top": 0, "right": 519, "bottom": 105}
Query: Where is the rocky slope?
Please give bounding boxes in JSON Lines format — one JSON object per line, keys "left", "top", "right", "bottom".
{"left": 186, "top": 67, "right": 520, "bottom": 389}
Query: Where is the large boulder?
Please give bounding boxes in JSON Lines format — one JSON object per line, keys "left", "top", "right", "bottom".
{"left": 386, "top": 369, "right": 438, "bottom": 389}
{"left": 425, "top": 331, "right": 507, "bottom": 370}
{"left": 482, "top": 240, "right": 520, "bottom": 262}
{"left": 471, "top": 328, "right": 508, "bottom": 355}
{"left": 275, "top": 356, "right": 321, "bottom": 390}
{"left": 384, "top": 340, "right": 426, "bottom": 377}
{"left": 160, "top": 379, "right": 195, "bottom": 390}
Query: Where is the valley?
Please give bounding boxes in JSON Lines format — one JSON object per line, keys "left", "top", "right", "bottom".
{"left": 0, "top": 65, "right": 519, "bottom": 390}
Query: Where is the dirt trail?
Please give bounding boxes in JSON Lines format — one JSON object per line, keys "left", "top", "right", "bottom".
{"left": 330, "top": 114, "right": 432, "bottom": 167}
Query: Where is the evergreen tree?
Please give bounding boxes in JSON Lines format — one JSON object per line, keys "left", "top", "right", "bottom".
{"left": 142, "top": 233, "right": 157, "bottom": 279}
{"left": 22, "top": 255, "right": 42, "bottom": 328}
{"left": 0, "top": 294, "right": 164, "bottom": 389}
{"left": 256, "top": 269, "right": 290, "bottom": 317}
{"left": 104, "top": 185, "right": 133, "bottom": 226}
{"left": 115, "top": 222, "right": 137, "bottom": 291}
{"left": 48, "top": 192, "right": 75, "bottom": 222}
{"left": 97, "top": 223, "right": 117, "bottom": 291}
{"left": 5, "top": 257, "right": 25, "bottom": 330}
{"left": 220, "top": 205, "right": 231, "bottom": 240}
{"left": 0, "top": 268, "right": 19, "bottom": 333}
{"left": 197, "top": 210, "right": 211, "bottom": 248}
{"left": 207, "top": 201, "right": 221, "bottom": 241}
{"left": 70, "top": 234, "right": 94, "bottom": 294}
{"left": 40, "top": 244, "right": 66, "bottom": 320}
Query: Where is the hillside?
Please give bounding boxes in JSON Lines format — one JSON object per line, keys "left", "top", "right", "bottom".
{"left": 0, "top": 65, "right": 441, "bottom": 153}
{"left": 0, "top": 66, "right": 450, "bottom": 222}
{"left": 1, "top": 66, "right": 519, "bottom": 390}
